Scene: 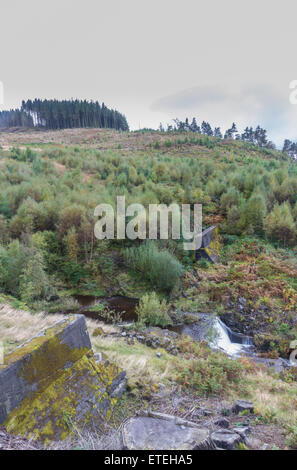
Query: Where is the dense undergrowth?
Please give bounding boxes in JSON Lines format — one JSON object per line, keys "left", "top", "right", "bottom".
{"left": 0, "top": 129, "right": 296, "bottom": 353}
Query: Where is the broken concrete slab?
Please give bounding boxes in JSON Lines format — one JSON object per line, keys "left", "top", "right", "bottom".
{"left": 0, "top": 314, "right": 125, "bottom": 443}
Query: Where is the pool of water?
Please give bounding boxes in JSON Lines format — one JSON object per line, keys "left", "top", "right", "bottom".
{"left": 74, "top": 295, "right": 139, "bottom": 322}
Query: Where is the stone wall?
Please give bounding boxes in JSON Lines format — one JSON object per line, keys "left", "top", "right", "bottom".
{"left": 0, "top": 314, "right": 125, "bottom": 443}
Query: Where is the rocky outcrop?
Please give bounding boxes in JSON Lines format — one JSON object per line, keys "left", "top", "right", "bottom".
{"left": 0, "top": 314, "right": 125, "bottom": 443}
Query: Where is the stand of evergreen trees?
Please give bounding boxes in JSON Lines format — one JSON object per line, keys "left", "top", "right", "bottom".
{"left": 0, "top": 99, "right": 129, "bottom": 131}
{"left": 161, "top": 118, "right": 297, "bottom": 159}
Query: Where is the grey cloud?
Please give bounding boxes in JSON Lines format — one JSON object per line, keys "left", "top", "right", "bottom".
{"left": 151, "top": 84, "right": 285, "bottom": 115}
{"left": 151, "top": 83, "right": 297, "bottom": 145}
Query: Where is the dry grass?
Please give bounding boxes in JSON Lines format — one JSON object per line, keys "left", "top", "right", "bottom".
{"left": 243, "top": 369, "right": 297, "bottom": 429}
{"left": 0, "top": 303, "right": 121, "bottom": 354}
{"left": 89, "top": 332, "right": 173, "bottom": 385}
{"left": 49, "top": 423, "right": 122, "bottom": 450}
{"left": 0, "top": 303, "right": 64, "bottom": 353}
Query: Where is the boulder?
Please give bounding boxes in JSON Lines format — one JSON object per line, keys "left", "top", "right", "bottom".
{"left": 211, "top": 429, "right": 242, "bottom": 450}
{"left": 232, "top": 426, "right": 251, "bottom": 439}
{"left": 214, "top": 418, "right": 230, "bottom": 429}
{"left": 232, "top": 400, "right": 254, "bottom": 415}
{"left": 252, "top": 357, "right": 291, "bottom": 373}
{"left": 122, "top": 413, "right": 214, "bottom": 450}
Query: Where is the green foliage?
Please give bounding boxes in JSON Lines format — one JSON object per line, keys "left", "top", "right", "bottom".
{"left": 0, "top": 129, "right": 296, "bottom": 309}
{"left": 175, "top": 336, "right": 243, "bottom": 395}
{"left": 19, "top": 250, "right": 52, "bottom": 304}
{"left": 136, "top": 292, "right": 172, "bottom": 327}
{"left": 124, "top": 241, "right": 183, "bottom": 292}
{"left": 0, "top": 99, "right": 129, "bottom": 131}
{"left": 0, "top": 238, "right": 53, "bottom": 304}
{"left": 264, "top": 202, "right": 296, "bottom": 246}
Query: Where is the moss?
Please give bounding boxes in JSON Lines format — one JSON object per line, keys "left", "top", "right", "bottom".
{"left": 5, "top": 354, "right": 123, "bottom": 442}
{"left": 93, "top": 327, "right": 106, "bottom": 337}
{"left": 3, "top": 315, "right": 124, "bottom": 442}
{"left": 205, "top": 226, "right": 222, "bottom": 259}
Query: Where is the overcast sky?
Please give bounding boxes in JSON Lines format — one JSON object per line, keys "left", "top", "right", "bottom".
{"left": 1, "top": 0, "right": 297, "bottom": 145}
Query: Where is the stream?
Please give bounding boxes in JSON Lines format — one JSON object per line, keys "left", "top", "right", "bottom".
{"left": 74, "top": 295, "right": 254, "bottom": 357}
{"left": 70, "top": 295, "right": 293, "bottom": 369}
{"left": 172, "top": 313, "right": 254, "bottom": 357}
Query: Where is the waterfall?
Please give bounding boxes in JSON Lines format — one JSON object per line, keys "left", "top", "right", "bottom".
{"left": 210, "top": 318, "right": 253, "bottom": 357}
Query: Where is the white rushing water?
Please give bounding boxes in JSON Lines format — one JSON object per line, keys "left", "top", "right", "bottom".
{"left": 210, "top": 318, "right": 253, "bottom": 357}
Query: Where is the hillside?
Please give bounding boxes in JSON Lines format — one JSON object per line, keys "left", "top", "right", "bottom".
{"left": 0, "top": 127, "right": 296, "bottom": 449}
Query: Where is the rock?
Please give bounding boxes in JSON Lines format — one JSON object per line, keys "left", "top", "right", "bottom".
{"left": 252, "top": 357, "right": 291, "bottom": 374}
{"left": 211, "top": 430, "right": 242, "bottom": 450}
{"left": 245, "top": 436, "right": 263, "bottom": 450}
{"left": 110, "top": 378, "right": 127, "bottom": 398}
{"left": 201, "top": 408, "right": 213, "bottom": 417}
{"left": 193, "top": 408, "right": 213, "bottom": 418}
{"left": 94, "top": 352, "right": 103, "bottom": 363}
{"left": 232, "top": 400, "right": 254, "bottom": 415}
{"left": 49, "top": 295, "right": 59, "bottom": 302}
{"left": 232, "top": 426, "right": 251, "bottom": 438}
{"left": 121, "top": 331, "right": 127, "bottom": 337}
{"left": 156, "top": 352, "right": 162, "bottom": 358}
{"left": 238, "top": 297, "right": 247, "bottom": 306}
{"left": 214, "top": 418, "right": 230, "bottom": 429}
{"left": 122, "top": 415, "right": 214, "bottom": 450}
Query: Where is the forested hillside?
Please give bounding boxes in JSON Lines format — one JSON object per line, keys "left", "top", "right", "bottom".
{"left": 0, "top": 128, "right": 296, "bottom": 309}
{"left": 0, "top": 99, "right": 129, "bottom": 131}
{"left": 0, "top": 127, "right": 297, "bottom": 448}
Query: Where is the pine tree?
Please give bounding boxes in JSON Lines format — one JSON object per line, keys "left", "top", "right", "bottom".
{"left": 201, "top": 121, "right": 213, "bottom": 136}
{"left": 190, "top": 117, "right": 199, "bottom": 132}
{"left": 264, "top": 202, "right": 296, "bottom": 246}
{"left": 0, "top": 99, "right": 129, "bottom": 131}
{"left": 214, "top": 127, "right": 222, "bottom": 138}
{"left": 224, "top": 123, "right": 237, "bottom": 139}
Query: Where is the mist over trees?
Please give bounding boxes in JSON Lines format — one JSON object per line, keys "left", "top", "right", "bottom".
{"left": 0, "top": 99, "right": 129, "bottom": 131}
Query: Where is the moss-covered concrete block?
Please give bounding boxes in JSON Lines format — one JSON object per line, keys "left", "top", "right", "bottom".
{"left": 0, "top": 314, "right": 124, "bottom": 443}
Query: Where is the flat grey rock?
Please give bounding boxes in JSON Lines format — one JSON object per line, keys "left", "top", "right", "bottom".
{"left": 251, "top": 357, "right": 291, "bottom": 373}
{"left": 232, "top": 426, "right": 251, "bottom": 438}
{"left": 122, "top": 416, "right": 213, "bottom": 450}
{"left": 232, "top": 400, "right": 254, "bottom": 414}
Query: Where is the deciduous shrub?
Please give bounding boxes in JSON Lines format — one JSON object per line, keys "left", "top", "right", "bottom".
{"left": 136, "top": 292, "right": 172, "bottom": 327}
{"left": 124, "top": 241, "right": 183, "bottom": 292}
